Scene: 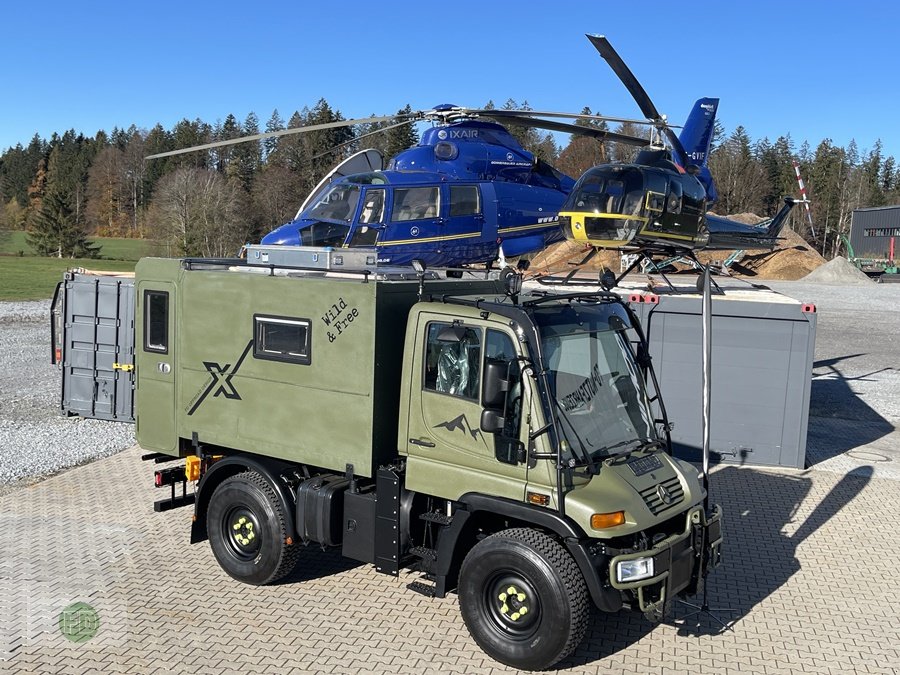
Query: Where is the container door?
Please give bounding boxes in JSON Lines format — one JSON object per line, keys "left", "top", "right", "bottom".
{"left": 136, "top": 281, "right": 177, "bottom": 453}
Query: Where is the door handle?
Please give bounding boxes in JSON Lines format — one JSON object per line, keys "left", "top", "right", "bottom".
{"left": 409, "top": 438, "right": 436, "bottom": 448}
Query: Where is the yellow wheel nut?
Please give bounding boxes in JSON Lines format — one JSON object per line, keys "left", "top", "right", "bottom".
{"left": 233, "top": 523, "right": 241, "bottom": 530}
{"left": 520, "top": 606, "right": 529, "bottom": 616}
{"left": 500, "top": 604, "right": 509, "bottom": 614}
{"left": 238, "top": 516, "right": 246, "bottom": 525}
{"left": 517, "top": 593, "right": 526, "bottom": 602}
{"left": 511, "top": 612, "right": 520, "bottom": 621}
{"left": 247, "top": 532, "right": 255, "bottom": 541}
{"left": 507, "top": 586, "right": 517, "bottom": 595}
{"left": 246, "top": 522, "right": 253, "bottom": 530}
{"left": 498, "top": 592, "right": 507, "bottom": 602}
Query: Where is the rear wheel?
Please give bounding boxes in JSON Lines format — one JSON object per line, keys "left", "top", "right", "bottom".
{"left": 207, "top": 471, "right": 299, "bottom": 585}
{"left": 458, "top": 528, "right": 589, "bottom": 670}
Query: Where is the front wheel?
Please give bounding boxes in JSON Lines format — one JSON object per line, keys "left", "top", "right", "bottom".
{"left": 207, "top": 471, "right": 299, "bottom": 585}
{"left": 458, "top": 528, "right": 589, "bottom": 670}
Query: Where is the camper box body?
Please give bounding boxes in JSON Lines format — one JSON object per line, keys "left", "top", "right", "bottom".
{"left": 134, "top": 257, "right": 500, "bottom": 477}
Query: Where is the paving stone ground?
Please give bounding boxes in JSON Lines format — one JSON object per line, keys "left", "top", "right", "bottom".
{"left": 2, "top": 442, "right": 898, "bottom": 674}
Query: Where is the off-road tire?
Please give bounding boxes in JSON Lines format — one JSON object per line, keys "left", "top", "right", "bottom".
{"left": 458, "top": 527, "right": 589, "bottom": 670}
{"left": 207, "top": 471, "right": 300, "bottom": 585}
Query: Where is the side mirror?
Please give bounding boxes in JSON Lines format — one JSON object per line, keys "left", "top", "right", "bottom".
{"left": 480, "top": 409, "right": 504, "bottom": 434}
{"left": 482, "top": 359, "right": 509, "bottom": 408}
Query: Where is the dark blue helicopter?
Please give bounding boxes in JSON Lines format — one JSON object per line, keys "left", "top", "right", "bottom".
{"left": 260, "top": 109, "right": 578, "bottom": 266}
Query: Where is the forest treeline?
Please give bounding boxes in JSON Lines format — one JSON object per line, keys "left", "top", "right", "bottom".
{"left": 0, "top": 97, "right": 895, "bottom": 260}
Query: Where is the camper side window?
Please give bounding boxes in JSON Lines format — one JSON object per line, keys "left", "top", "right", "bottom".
{"left": 254, "top": 315, "right": 311, "bottom": 365}
{"left": 144, "top": 290, "right": 168, "bottom": 354}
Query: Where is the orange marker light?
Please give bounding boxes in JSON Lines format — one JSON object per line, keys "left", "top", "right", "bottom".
{"left": 591, "top": 511, "right": 625, "bottom": 529}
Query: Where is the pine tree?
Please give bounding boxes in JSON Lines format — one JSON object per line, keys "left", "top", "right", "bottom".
{"left": 27, "top": 187, "right": 99, "bottom": 257}
{"left": 385, "top": 104, "right": 419, "bottom": 158}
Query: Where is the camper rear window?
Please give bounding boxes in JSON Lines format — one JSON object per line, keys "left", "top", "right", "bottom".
{"left": 254, "top": 315, "right": 311, "bottom": 365}
{"left": 144, "top": 290, "right": 168, "bottom": 354}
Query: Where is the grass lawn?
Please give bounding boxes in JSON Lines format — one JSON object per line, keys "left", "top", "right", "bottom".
{"left": 0, "top": 231, "right": 155, "bottom": 261}
{"left": 0, "top": 257, "right": 137, "bottom": 302}
{"left": 0, "top": 230, "right": 159, "bottom": 301}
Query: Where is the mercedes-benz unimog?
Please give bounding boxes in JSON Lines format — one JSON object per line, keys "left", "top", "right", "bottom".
{"left": 133, "top": 250, "right": 721, "bottom": 670}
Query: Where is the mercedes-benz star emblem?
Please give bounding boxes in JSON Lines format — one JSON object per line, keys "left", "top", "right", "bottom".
{"left": 656, "top": 483, "right": 672, "bottom": 505}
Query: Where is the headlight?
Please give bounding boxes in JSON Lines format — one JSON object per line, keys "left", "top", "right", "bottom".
{"left": 616, "top": 557, "right": 655, "bottom": 583}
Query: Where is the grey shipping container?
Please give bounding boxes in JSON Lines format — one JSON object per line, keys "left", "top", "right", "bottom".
{"left": 51, "top": 271, "right": 136, "bottom": 422}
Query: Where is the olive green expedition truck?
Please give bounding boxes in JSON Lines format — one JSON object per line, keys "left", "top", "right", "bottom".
{"left": 131, "top": 253, "right": 721, "bottom": 670}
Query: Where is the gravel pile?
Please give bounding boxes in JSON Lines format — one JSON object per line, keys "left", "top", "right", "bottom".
{"left": 0, "top": 300, "right": 135, "bottom": 486}
{"left": 802, "top": 256, "right": 873, "bottom": 285}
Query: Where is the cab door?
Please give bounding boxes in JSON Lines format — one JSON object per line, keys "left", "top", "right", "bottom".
{"left": 404, "top": 313, "right": 528, "bottom": 502}
{"left": 135, "top": 281, "right": 177, "bottom": 453}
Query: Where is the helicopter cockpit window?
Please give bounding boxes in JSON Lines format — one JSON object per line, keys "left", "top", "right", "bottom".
{"left": 392, "top": 187, "right": 440, "bottom": 222}
{"left": 573, "top": 176, "right": 625, "bottom": 214}
{"left": 359, "top": 188, "right": 385, "bottom": 225}
{"left": 308, "top": 183, "right": 361, "bottom": 222}
{"left": 450, "top": 185, "right": 481, "bottom": 217}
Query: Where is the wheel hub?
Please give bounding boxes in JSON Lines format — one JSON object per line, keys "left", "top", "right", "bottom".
{"left": 225, "top": 508, "right": 261, "bottom": 559}
{"left": 486, "top": 574, "right": 540, "bottom": 635}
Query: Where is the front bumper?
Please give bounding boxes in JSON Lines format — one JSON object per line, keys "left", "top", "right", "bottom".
{"left": 608, "top": 504, "right": 722, "bottom": 619}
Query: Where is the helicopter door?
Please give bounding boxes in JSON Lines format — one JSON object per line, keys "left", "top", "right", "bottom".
{"left": 380, "top": 186, "right": 442, "bottom": 257}
{"left": 347, "top": 187, "right": 386, "bottom": 247}
{"left": 442, "top": 184, "right": 484, "bottom": 245}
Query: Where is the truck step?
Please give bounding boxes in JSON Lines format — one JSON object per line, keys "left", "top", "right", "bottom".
{"left": 409, "top": 546, "right": 437, "bottom": 562}
{"left": 419, "top": 511, "right": 453, "bottom": 526}
{"left": 406, "top": 580, "right": 436, "bottom": 598}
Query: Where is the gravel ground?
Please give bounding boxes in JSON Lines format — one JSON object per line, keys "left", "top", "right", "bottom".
{"left": 0, "top": 300, "right": 135, "bottom": 491}
{"left": 765, "top": 280, "right": 900, "bottom": 423}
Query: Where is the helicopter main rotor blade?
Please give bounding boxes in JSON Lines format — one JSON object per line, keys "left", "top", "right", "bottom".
{"left": 144, "top": 114, "right": 412, "bottom": 160}
{"left": 586, "top": 34, "right": 690, "bottom": 165}
{"left": 587, "top": 34, "right": 661, "bottom": 122}
{"left": 311, "top": 119, "right": 416, "bottom": 160}
{"left": 472, "top": 108, "right": 672, "bottom": 128}
{"left": 483, "top": 113, "right": 649, "bottom": 146}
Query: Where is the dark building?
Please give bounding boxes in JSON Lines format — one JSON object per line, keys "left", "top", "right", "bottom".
{"left": 850, "top": 205, "right": 900, "bottom": 259}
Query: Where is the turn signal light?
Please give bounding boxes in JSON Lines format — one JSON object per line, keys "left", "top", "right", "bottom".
{"left": 591, "top": 511, "right": 625, "bottom": 529}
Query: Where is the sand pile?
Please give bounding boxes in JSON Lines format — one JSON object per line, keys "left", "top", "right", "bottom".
{"left": 802, "top": 256, "right": 873, "bottom": 285}
{"left": 526, "top": 217, "right": 827, "bottom": 282}
{"left": 528, "top": 240, "right": 621, "bottom": 276}
{"left": 711, "top": 227, "right": 827, "bottom": 280}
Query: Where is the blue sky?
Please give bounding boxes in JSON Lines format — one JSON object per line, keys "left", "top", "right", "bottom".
{"left": 1, "top": 1, "right": 896, "bottom": 161}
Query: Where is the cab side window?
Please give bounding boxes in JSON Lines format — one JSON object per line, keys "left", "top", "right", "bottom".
{"left": 423, "top": 322, "right": 481, "bottom": 400}
{"left": 486, "top": 329, "right": 522, "bottom": 438}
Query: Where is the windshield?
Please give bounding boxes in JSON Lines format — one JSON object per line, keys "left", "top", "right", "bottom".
{"left": 306, "top": 183, "right": 361, "bottom": 223}
{"left": 533, "top": 301, "right": 656, "bottom": 462}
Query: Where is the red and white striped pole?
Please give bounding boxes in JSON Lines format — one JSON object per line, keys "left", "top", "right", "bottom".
{"left": 793, "top": 160, "right": 816, "bottom": 239}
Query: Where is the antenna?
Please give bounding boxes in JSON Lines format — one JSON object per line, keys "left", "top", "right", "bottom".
{"left": 792, "top": 160, "right": 817, "bottom": 240}
{"left": 676, "top": 264, "right": 734, "bottom": 633}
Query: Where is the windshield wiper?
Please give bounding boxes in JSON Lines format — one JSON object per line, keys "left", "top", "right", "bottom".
{"left": 594, "top": 437, "right": 659, "bottom": 459}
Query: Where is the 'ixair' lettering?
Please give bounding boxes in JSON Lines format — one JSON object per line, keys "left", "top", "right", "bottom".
{"left": 321, "top": 297, "right": 360, "bottom": 342}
